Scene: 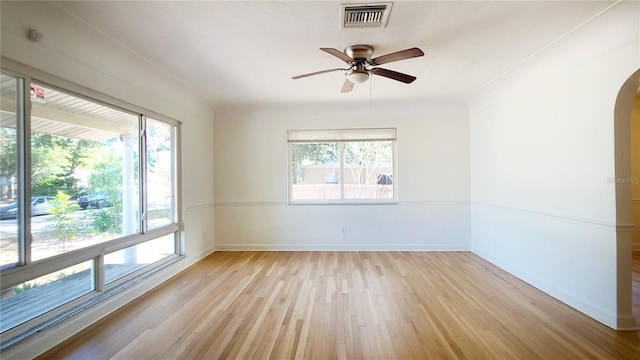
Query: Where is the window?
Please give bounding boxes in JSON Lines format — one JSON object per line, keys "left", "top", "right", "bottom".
{"left": 0, "top": 69, "right": 181, "bottom": 348}
{"left": 0, "top": 73, "right": 21, "bottom": 267}
{"left": 0, "top": 261, "right": 94, "bottom": 334}
{"left": 29, "top": 84, "right": 141, "bottom": 261}
{"left": 288, "top": 128, "right": 396, "bottom": 203}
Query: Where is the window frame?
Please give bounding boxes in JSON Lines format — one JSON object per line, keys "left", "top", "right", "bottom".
{"left": 0, "top": 58, "right": 184, "bottom": 348}
{"left": 288, "top": 128, "right": 398, "bottom": 204}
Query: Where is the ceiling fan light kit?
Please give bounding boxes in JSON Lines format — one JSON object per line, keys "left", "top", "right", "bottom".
{"left": 346, "top": 67, "right": 370, "bottom": 84}
{"left": 292, "top": 44, "right": 424, "bottom": 93}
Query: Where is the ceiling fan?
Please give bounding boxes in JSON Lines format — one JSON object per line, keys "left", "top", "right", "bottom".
{"left": 292, "top": 45, "right": 424, "bottom": 93}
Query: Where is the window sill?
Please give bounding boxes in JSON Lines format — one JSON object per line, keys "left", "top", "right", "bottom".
{"left": 288, "top": 200, "right": 398, "bottom": 205}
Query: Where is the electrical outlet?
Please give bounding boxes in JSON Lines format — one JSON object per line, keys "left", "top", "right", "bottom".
{"left": 341, "top": 227, "right": 347, "bottom": 235}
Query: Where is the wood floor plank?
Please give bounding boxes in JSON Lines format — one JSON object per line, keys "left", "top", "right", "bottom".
{"left": 36, "top": 251, "right": 640, "bottom": 360}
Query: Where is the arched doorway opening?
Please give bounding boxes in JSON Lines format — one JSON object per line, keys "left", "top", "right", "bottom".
{"left": 614, "top": 68, "right": 640, "bottom": 329}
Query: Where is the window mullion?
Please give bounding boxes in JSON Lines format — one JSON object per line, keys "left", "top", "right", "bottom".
{"left": 171, "top": 124, "right": 178, "bottom": 225}
{"left": 339, "top": 142, "right": 345, "bottom": 200}
{"left": 393, "top": 139, "right": 398, "bottom": 201}
{"left": 94, "top": 254, "right": 105, "bottom": 292}
{"left": 18, "top": 77, "right": 31, "bottom": 265}
{"left": 140, "top": 115, "right": 148, "bottom": 233}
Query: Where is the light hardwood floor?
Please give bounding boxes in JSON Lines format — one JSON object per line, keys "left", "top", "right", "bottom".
{"left": 39, "top": 251, "right": 640, "bottom": 359}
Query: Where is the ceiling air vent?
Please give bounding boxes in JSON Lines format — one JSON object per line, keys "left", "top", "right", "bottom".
{"left": 341, "top": 2, "right": 393, "bottom": 29}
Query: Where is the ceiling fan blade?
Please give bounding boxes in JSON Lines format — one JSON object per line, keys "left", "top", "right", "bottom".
{"left": 292, "top": 68, "right": 344, "bottom": 79}
{"left": 341, "top": 79, "right": 355, "bottom": 93}
{"left": 320, "top": 48, "right": 354, "bottom": 63}
{"left": 371, "top": 68, "right": 417, "bottom": 84}
{"left": 371, "top": 47, "right": 424, "bottom": 65}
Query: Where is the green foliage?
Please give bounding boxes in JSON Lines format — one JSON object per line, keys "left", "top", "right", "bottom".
{"left": 147, "top": 208, "right": 170, "bottom": 221}
{"left": 291, "top": 143, "right": 339, "bottom": 184}
{"left": 292, "top": 143, "right": 339, "bottom": 165}
{"left": 32, "top": 175, "right": 65, "bottom": 196}
{"left": 0, "top": 128, "right": 17, "bottom": 200}
{"left": 91, "top": 207, "right": 122, "bottom": 234}
{"left": 89, "top": 153, "right": 122, "bottom": 193}
{"left": 1, "top": 127, "right": 108, "bottom": 201}
{"left": 291, "top": 141, "right": 392, "bottom": 185}
{"left": 86, "top": 151, "right": 124, "bottom": 234}
{"left": 0, "top": 128, "right": 17, "bottom": 178}
{"left": 50, "top": 191, "right": 83, "bottom": 248}
{"left": 31, "top": 133, "right": 60, "bottom": 180}
{"left": 146, "top": 121, "right": 171, "bottom": 168}
{"left": 55, "top": 269, "right": 77, "bottom": 280}
{"left": 1, "top": 132, "right": 94, "bottom": 197}
{"left": 55, "top": 138, "right": 97, "bottom": 176}
{"left": 12, "top": 281, "right": 39, "bottom": 295}
{"left": 32, "top": 175, "right": 85, "bottom": 198}
{"left": 343, "top": 141, "right": 393, "bottom": 184}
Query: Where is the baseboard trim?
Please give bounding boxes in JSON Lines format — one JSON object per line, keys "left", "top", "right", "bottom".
{"left": 471, "top": 248, "right": 618, "bottom": 330}
{"left": 215, "top": 243, "right": 470, "bottom": 251}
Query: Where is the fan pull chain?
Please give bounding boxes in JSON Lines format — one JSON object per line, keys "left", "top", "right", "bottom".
{"left": 369, "top": 73, "right": 373, "bottom": 107}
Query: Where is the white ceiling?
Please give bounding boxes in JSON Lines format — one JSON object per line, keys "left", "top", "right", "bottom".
{"left": 51, "top": 0, "right": 617, "bottom": 106}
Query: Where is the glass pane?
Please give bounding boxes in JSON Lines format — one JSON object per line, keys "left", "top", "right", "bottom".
{"left": 29, "top": 84, "right": 140, "bottom": 261}
{"left": 146, "top": 118, "right": 174, "bottom": 230}
{"left": 343, "top": 141, "right": 394, "bottom": 200}
{"left": 0, "top": 73, "right": 20, "bottom": 268}
{"left": 0, "top": 260, "right": 94, "bottom": 333}
{"left": 291, "top": 143, "right": 340, "bottom": 200}
{"left": 104, "top": 234, "right": 175, "bottom": 284}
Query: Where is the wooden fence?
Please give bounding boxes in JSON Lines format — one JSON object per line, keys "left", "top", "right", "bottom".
{"left": 292, "top": 184, "right": 393, "bottom": 200}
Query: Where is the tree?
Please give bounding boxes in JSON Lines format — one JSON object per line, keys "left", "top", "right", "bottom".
{"left": 88, "top": 152, "right": 122, "bottom": 192}
{"left": 55, "top": 138, "right": 97, "bottom": 178}
{"left": 30, "top": 134, "right": 97, "bottom": 197}
{"left": 50, "top": 191, "right": 82, "bottom": 252}
{"left": 343, "top": 141, "right": 393, "bottom": 185}
{"left": 88, "top": 152, "right": 124, "bottom": 235}
{"left": 290, "top": 141, "right": 392, "bottom": 185}
{"left": 290, "top": 143, "right": 338, "bottom": 184}
{"left": 145, "top": 122, "right": 171, "bottom": 200}
{"left": 31, "top": 133, "right": 58, "bottom": 180}
{"left": 0, "top": 128, "right": 17, "bottom": 199}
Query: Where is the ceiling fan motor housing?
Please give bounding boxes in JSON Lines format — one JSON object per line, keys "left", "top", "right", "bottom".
{"left": 345, "top": 45, "right": 374, "bottom": 62}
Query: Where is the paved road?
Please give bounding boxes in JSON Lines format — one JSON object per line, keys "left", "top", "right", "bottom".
{"left": 0, "top": 209, "right": 100, "bottom": 237}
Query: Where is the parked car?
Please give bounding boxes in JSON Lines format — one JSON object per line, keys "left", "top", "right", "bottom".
{"left": 0, "top": 196, "right": 56, "bottom": 220}
{"left": 77, "top": 191, "right": 111, "bottom": 210}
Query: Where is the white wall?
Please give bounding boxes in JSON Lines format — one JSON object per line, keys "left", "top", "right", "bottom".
{"left": 1, "top": 2, "right": 215, "bottom": 358}
{"left": 214, "top": 101, "right": 470, "bottom": 250}
{"left": 1, "top": 1, "right": 636, "bottom": 357}
{"left": 468, "top": 2, "right": 639, "bottom": 329}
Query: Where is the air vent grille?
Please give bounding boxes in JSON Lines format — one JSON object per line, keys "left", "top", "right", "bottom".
{"left": 341, "top": 2, "right": 393, "bottom": 29}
